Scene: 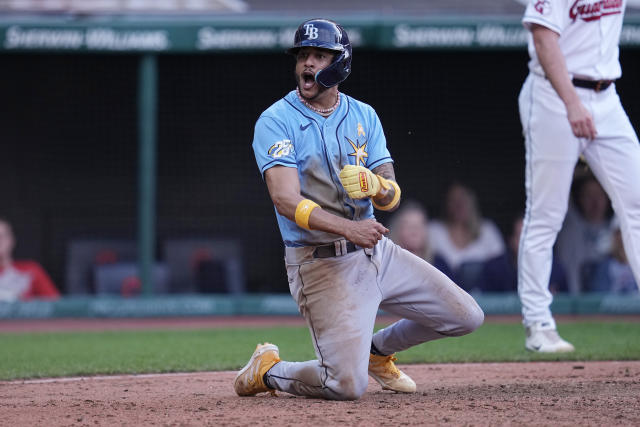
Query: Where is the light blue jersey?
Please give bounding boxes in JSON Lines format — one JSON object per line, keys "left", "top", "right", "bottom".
{"left": 252, "top": 90, "right": 393, "bottom": 247}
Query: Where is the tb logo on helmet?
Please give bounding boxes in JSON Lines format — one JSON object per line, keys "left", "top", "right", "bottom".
{"left": 303, "top": 24, "right": 319, "bottom": 39}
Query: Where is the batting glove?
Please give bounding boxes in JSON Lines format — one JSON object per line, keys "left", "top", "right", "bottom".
{"left": 338, "top": 165, "right": 382, "bottom": 199}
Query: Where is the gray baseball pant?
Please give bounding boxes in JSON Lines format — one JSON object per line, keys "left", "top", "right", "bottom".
{"left": 265, "top": 236, "right": 484, "bottom": 400}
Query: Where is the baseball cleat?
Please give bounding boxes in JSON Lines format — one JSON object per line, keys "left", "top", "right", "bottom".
{"left": 525, "top": 322, "right": 575, "bottom": 353}
{"left": 368, "top": 354, "right": 416, "bottom": 393}
{"left": 234, "top": 343, "right": 281, "bottom": 396}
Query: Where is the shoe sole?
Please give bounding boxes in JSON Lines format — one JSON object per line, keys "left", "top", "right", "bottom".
{"left": 368, "top": 371, "right": 416, "bottom": 393}
{"left": 525, "top": 344, "right": 575, "bottom": 353}
{"left": 234, "top": 344, "right": 279, "bottom": 395}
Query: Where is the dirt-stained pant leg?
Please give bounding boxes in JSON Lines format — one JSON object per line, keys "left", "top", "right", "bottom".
{"left": 371, "top": 237, "right": 484, "bottom": 355}
{"left": 266, "top": 246, "right": 381, "bottom": 400}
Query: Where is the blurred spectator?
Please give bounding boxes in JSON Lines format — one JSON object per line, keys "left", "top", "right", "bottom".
{"left": 481, "top": 214, "right": 568, "bottom": 293}
{"left": 428, "top": 183, "right": 505, "bottom": 291}
{"left": 585, "top": 217, "right": 638, "bottom": 294}
{"left": 0, "top": 218, "right": 60, "bottom": 302}
{"left": 388, "top": 200, "right": 433, "bottom": 262}
{"left": 388, "top": 201, "right": 459, "bottom": 280}
{"left": 556, "top": 173, "right": 613, "bottom": 294}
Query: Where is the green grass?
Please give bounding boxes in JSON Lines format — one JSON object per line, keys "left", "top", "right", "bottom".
{"left": 1, "top": 321, "right": 639, "bottom": 380}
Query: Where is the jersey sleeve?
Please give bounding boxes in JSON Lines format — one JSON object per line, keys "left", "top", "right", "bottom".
{"left": 365, "top": 108, "right": 393, "bottom": 171}
{"left": 522, "top": 0, "right": 567, "bottom": 35}
{"left": 252, "top": 115, "right": 297, "bottom": 177}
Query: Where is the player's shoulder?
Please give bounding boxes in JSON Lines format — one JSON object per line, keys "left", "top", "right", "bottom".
{"left": 261, "top": 95, "right": 289, "bottom": 116}
{"left": 342, "top": 93, "right": 377, "bottom": 116}
{"left": 258, "top": 91, "right": 302, "bottom": 121}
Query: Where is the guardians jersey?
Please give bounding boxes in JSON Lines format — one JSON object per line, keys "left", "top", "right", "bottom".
{"left": 523, "top": 0, "right": 626, "bottom": 80}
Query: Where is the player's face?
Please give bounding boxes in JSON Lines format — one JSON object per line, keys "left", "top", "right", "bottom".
{"left": 295, "top": 47, "right": 334, "bottom": 99}
{"left": 0, "top": 222, "right": 15, "bottom": 261}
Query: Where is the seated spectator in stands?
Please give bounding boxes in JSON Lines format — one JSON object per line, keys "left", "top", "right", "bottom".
{"left": 586, "top": 217, "right": 638, "bottom": 294}
{"left": 388, "top": 200, "right": 433, "bottom": 262}
{"left": 480, "top": 214, "right": 568, "bottom": 293}
{"left": 556, "top": 173, "right": 613, "bottom": 294}
{"left": 0, "top": 218, "right": 60, "bottom": 302}
{"left": 388, "top": 200, "right": 455, "bottom": 278}
{"left": 428, "top": 182, "right": 505, "bottom": 291}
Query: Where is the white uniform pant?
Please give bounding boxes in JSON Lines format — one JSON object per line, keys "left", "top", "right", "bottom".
{"left": 266, "top": 236, "right": 484, "bottom": 400}
{"left": 518, "top": 73, "right": 640, "bottom": 327}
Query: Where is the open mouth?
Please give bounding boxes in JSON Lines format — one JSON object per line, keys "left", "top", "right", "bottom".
{"left": 301, "top": 71, "right": 316, "bottom": 90}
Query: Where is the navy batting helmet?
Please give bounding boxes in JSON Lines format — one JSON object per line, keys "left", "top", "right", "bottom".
{"left": 288, "top": 18, "right": 352, "bottom": 88}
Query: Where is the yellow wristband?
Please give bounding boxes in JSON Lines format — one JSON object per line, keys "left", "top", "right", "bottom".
{"left": 372, "top": 179, "right": 401, "bottom": 211}
{"left": 376, "top": 175, "right": 392, "bottom": 192}
{"left": 295, "top": 199, "right": 320, "bottom": 230}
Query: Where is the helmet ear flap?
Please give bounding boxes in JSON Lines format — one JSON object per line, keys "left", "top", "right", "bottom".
{"left": 315, "top": 48, "right": 351, "bottom": 88}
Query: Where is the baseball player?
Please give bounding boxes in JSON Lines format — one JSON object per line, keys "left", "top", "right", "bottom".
{"left": 233, "top": 18, "right": 484, "bottom": 401}
{"left": 518, "top": 0, "right": 640, "bottom": 352}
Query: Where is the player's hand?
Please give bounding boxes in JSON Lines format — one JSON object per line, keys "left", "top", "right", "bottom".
{"left": 339, "top": 165, "right": 381, "bottom": 199}
{"left": 344, "top": 219, "right": 388, "bottom": 248}
{"left": 566, "top": 101, "right": 597, "bottom": 140}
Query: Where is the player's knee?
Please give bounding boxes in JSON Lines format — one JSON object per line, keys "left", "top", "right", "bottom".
{"left": 525, "top": 208, "right": 567, "bottom": 237}
{"left": 451, "top": 302, "right": 484, "bottom": 337}
{"left": 330, "top": 372, "right": 368, "bottom": 401}
{"left": 465, "top": 303, "right": 485, "bottom": 333}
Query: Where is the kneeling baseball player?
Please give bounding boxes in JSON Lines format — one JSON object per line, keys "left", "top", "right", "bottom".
{"left": 235, "top": 19, "right": 484, "bottom": 401}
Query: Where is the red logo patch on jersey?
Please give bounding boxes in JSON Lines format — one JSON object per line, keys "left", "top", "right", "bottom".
{"left": 534, "top": 0, "right": 550, "bottom": 15}
{"left": 359, "top": 172, "right": 369, "bottom": 193}
{"left": 569, "top": 0, "right": 623, "bottom": 22}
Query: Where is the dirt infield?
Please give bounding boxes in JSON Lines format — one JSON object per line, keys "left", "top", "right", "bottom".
{"left": 2, "top": 361, "right": 639, "bottom": 426}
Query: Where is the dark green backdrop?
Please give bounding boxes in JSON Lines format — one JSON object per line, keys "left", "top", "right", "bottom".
{"left": 2, "top": 49, "right": 639, "bottom": 292}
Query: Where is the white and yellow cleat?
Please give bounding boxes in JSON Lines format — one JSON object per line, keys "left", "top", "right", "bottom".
{"left": 234, "top": 343, "right": 281, "bottom": 396}
{"left": 368, "top": 353, "right": 416, "bottom": 393}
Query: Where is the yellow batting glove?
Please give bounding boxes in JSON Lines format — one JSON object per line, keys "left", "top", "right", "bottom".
{"left": 339, "top": 165, "right": 381, "bottom": 199}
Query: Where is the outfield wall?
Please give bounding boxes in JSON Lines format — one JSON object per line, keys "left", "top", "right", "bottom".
{"left": 1, "top": 294, "right": 640, "bottom": 319}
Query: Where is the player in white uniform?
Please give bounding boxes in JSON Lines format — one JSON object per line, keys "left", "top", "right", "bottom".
{"left": 233, "top": 19, "right": 484, "bottom": 400}
{"left": 518, "top": 0, "right": 640, "bottom": 352}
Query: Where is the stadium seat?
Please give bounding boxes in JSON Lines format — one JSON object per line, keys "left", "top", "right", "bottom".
{"left": 66, "top": 239, "right": 137, "bottom": 294}
{"left": 162, "top": 238, "right": 245, "bottom": 294}
{"left": 94, "top": 262, "right": 169, "bottom": 296}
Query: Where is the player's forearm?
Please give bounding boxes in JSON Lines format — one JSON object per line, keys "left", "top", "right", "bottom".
{"left": 271, "top": 192, "right": 353, "bottom": 238}
{"left": 370, "top": 162, "right": 401, "bottom": 212}
{"left": 532, "top": 26, "right": 581, "bottom": 109}
{"left": 372, "top": 186, "right": 398, "bottom": 211}
{"left": 308, "top": 208, "right": 354, "bottom": 238}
